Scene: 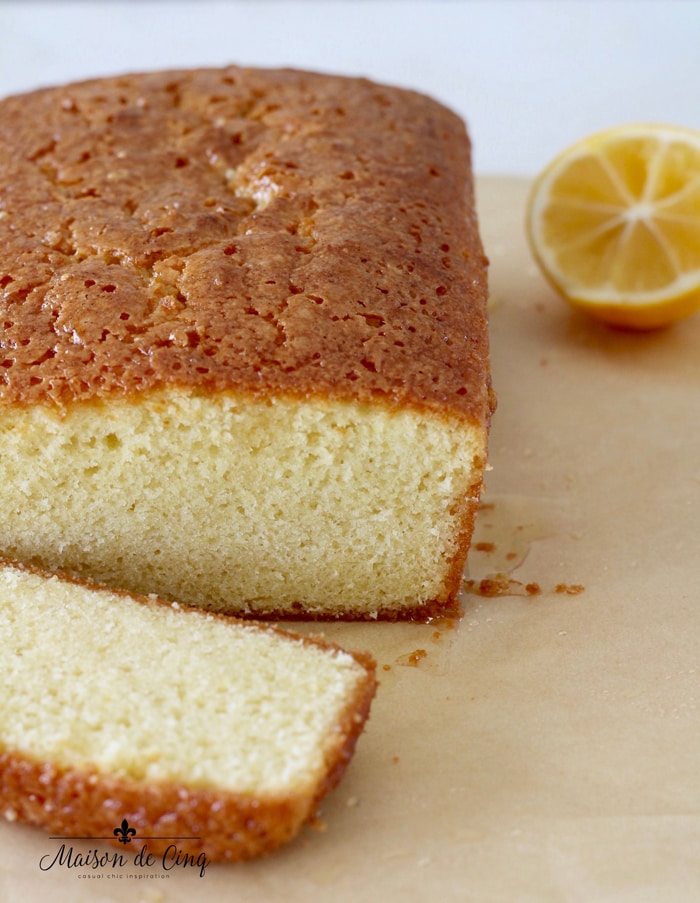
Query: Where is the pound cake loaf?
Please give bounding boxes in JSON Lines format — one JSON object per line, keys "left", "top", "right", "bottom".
{"left": 0, "top": 559, "right": 376, "bottom": 861}
{"left": 0, "top": 65, "right": 493, "bottom": 619}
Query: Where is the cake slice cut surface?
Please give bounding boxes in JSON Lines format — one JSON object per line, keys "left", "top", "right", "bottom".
{"left": 0, "top": 65, "right": 494, "bottom": 618}
{"left": 0, "top": 560, "right": 376, "bottom": 861}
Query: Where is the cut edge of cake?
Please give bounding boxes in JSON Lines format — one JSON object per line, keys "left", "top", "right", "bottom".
{"left": 0, "top": 387, "right": 488, "bottom": 620}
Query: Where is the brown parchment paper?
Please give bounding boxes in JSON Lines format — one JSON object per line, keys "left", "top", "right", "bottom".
{"left": 2, "top": 177, "right": 700, "bottom": 903}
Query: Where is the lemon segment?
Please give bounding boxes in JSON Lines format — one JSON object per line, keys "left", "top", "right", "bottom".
{"left": 526, "top": 124, "right": 700, "bottom": 330}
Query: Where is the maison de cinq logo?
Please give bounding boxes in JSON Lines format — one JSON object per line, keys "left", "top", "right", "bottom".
{"left": 39, "top": 818, "right": 209, "bottom": 879}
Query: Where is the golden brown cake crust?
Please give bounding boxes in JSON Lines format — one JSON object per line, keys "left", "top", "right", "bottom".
{"left": 0, "top": 66, "right": 491, "bottom": 421}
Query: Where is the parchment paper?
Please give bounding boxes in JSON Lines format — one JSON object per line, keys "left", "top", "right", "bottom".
{"left": 2, "top": 177, "right": 699, "bottom": 903}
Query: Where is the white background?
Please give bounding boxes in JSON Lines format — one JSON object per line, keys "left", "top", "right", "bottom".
{"left": 0, "top": 0, "right": 698, "bottom": 176}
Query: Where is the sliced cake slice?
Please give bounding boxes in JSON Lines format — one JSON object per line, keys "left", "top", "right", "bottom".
{"left": 0, "top": 560, "right": 376, "bottom": 861}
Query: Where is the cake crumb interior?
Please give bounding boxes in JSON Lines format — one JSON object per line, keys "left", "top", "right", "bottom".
{"left": 0, "top": 565, "right": 368, "bottom": 793}
{"left": 0, "top": 390, "right": 484, "bottom": 617}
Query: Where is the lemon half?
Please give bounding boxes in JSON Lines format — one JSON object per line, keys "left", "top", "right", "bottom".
{"left": 526, "top": 124, "right": 700, "bottom": 330}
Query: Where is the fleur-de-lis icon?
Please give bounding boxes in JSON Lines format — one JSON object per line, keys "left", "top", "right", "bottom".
{"left": 113, "top": 818, "right": 137, "bottom": 844}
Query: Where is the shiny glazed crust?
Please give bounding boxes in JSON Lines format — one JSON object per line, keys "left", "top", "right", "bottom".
{"left": 0, "top": 65, "right": 492, "bottom": 424}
